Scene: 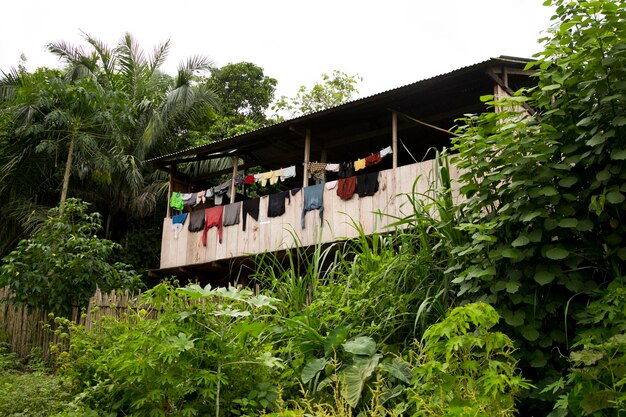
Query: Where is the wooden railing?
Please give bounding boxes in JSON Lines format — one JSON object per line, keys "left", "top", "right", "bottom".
{"left": 160, "top": 159, "right": 454, "bottom": 269}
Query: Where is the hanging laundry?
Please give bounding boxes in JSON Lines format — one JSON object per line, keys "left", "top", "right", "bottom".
{"left": 188, "top": 210, "right": 205, "bottom": 232}
{"left": 223, "top": 202, "right": 242, "bottom": 227}
{"left": 213, "top": 179, "right": 232, "bottom": 194}
{"left": 282, "top": 165, "right": 296, "bottom": 180}
{"left": 338, "top": 162, "right": 354, "bottom": 178}
{"left": 325, "top": 163, "right": 340, "bottom": 172}
{"left": 268, "top": 191, "right": 290, "bottom": 217}
{"left": 205, "top": 188, "right": 214, "bottom": 198}
{"left": 241, "top": 198, "right": 260, "bottom": 231}
{"left": 171, "top": 213, "right": 188, "bottom": 239}
{"left": 196, "top": 192, "right": 206, "bottom": 206}
{"left": 271, "top": 168, "right": 284, "bottom": 185}
{"left": 325, "top": 180, "right": 338, "bottom": 190}
{"left": 290, "top": 187, "right": 302, "bottom": 196}
{"left": 380, "top": 146, "right": 392, "bottom": 158}
{"left": 337, "top": 176, "right": 357, "bottom": 200}
{"left": 254, "top": 173, "right": 264, "bottom": 183}
{"left": 169, "top": 192, "right": 184, "bottom": 211}
{"left": 181, "top": 193, "right": 195, "bottom": 207}
{"left": 214, "top": 191, "right": 230, "bottom": 206}
{"left": 354, "top": 158, "right": 366, "bottom": 171}
{"left": 202, "top": 206, "right": 224, "bottom": 246}
{"left": 307, "top": 162, "right": 327, "bottom": 181}
{"left": 260, "top": 171, "right": 275, "bottom": 187}
{"left": 234, "top": 175, "right": 246, "bottom": 187}
{"left": 365, "top": 152, "right": 382, "bottom": 167}
{"left": 301, "top": 183, "right": 324, "bottom": 229}
{"left": 245, "top": 175, "right": 255, "bottom": 185}
{"left": 357, "top": 172, "right": 379, "bottom": 197}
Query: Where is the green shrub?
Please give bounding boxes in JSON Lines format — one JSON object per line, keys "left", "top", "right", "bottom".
{"left": 0, "top": 198, "right": 142, "bottom": 316}
{"left": 408, "top": 302, "right": 532, "bottom": 416}
{"left": 56, "top": 282, "right": 283, "bottom": 417}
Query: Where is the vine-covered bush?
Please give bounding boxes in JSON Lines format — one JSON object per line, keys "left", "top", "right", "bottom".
{"left": 449, "top": 0, "right": 626, "bottom": 411}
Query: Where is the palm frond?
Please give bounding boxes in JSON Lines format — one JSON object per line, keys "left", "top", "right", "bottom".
{"left": 147, "top": 39, "right": 171, "bottom": 78}
{"left": 82, "top": 32, "right": 116, "bottom": 89}
{"left": 46, "top": 40, "right": 98, "bottom": 81}
{"left": 0, "top": 67, "right": 22, "bottom": 102}
{"left": 174, "top": 55, "right": 213, "bottom": 88}
{"left": 116, "top": 33, "right": 147, "bottom": 98}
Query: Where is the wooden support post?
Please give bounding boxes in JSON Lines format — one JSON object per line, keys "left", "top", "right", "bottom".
{"left": 303, "top": 129, "right": 311, "bottom": 187}
{"left": 320, "top": 149, "right": 327, "bottom": 183}
{"left": 167, "top": 165, "right": 176, "bottom": 217}
{"left": 230, "top": 156, "right": 238, "bottom": 204}
{"left": 392, "top": 111, "right": 398, "bottom": 168}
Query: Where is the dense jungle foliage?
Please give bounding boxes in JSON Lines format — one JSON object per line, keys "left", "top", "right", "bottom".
{"left": 0, "top": 0, "right": 624, "bottom": 416}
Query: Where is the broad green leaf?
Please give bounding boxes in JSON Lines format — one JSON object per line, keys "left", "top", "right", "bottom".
{"left": 323, "top": 324, "right": 352, "bottom": 356}
{"left": 606, "top": 191, "right": 625, "bottom": 204}
{"left": 576, "top": 219, "right": 594, "bottom": 232}
{"left": 503, "top": 309, "right": 525, "bottom": 326}
{"left": 546, "top": 247, "right": 569, "bottom": 260}
{"left": 586, "top": 132, "right": 607, "bottom": 146}
{"left": 535, "top": 270, "right": 555, "bottom": 285}
{"left": 342, "top": 336, "right": 377, "bottom": 357}
{"left": 247, "top": 294, "right": 280, "bottom": 310}
{"left": 511, "top": 236, "right": 530, "bottom": 247}
{"left": 611, "top": 149, "right": 626, "bottom": 160}
{"left": 571, "top": 349, "right": 603, "bottom": 366}
{"left": 213, "top": 307, "right": 250, "bottom": 318}
{"left": 302, "top": 357, "right": 327, "bottom": 384}
{"left": 558, "top": 176, "right": 578, "bottom": 187}
{"left": 341, "top": 354, "right": 381, "bottom": 408}
{"left": 521, "top": 211, "right": 544, "bottom": 222}
{"left": 540, "top": 186, "right": 559, "bottom": 196}
{"left": 612, "top": 116, "right": 626, "bottom": 126}
{"left": 558, "top": 218, "right": 578, "bottom": 228}
{"left": 521, "top": 326, "right": 540, "bottom": 341}
{"left": 381, "top": 357, "right": 413, "bottom": 384}
{"left": 596, "top": 170, "right": 611, "bottom": 182}
{"left": 506, "top": 280, "right": 520, "bottom": 293}
{"left": 542, "top": 84, "right": 562, "bottom": 91}
{"left": 256, "top": 352, "right": 284, "bottom": 369}
{"left": 501, "top": 248, "right": 523, "bottom": 259}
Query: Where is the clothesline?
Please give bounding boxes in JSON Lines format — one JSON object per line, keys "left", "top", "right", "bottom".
{"left": 169, "top": 145, "right": 393, "bottom": 211}
{"left": 306, "top": 145, "right": 392, "bottom": 181}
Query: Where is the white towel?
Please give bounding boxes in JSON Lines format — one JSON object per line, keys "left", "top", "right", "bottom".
{"left": 282, "top": 165, "right": 297, "bottom": 179}
{"left": 325, "top": 180, "right": 338, "bottom": 190}
{"left": 380, "top": 146, "right": 393, "bottom": 157}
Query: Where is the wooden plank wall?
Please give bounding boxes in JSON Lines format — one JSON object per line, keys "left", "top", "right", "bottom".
{"left": 160, "top": 159, "right": 449, "bottom": 269}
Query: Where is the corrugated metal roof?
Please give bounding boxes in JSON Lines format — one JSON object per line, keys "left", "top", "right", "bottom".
{"left": 145, "top": 55, "right": 532, "bottom": 165}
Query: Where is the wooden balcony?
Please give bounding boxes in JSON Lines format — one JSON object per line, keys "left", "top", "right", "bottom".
{"left": 159, "top": 159, "right": 456, "bottom": 272}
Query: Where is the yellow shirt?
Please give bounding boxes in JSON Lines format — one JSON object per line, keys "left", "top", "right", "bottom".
{"left": 354, "top": 158, "right": 366, "bottom": 171}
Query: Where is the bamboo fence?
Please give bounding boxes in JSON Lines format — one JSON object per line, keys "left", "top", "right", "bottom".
{"left": 0, "top": 287, "right": 143, "bottom": 360}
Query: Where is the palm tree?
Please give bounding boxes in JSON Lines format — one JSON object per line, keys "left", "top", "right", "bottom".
{"left": 0, "top": 33, "right": 221, "bottom": 254}
{"left": 46, "top": 33, "right": 220, "bottom": 238}
{"left": 0, "top": 67, "right": 118, "bottom": 215}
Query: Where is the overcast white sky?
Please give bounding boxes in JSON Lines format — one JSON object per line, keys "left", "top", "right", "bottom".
{"left": 0, "top": 1, "right": 554, "bottom": 100}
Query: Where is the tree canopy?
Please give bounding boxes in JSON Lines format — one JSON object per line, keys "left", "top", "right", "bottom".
{"left": 273, "top": 70, "right": 362, "bottom": 118}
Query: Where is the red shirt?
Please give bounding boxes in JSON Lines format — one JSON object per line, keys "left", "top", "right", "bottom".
{"left": 202, "top": 206, "right": 224, "bottom": 246}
